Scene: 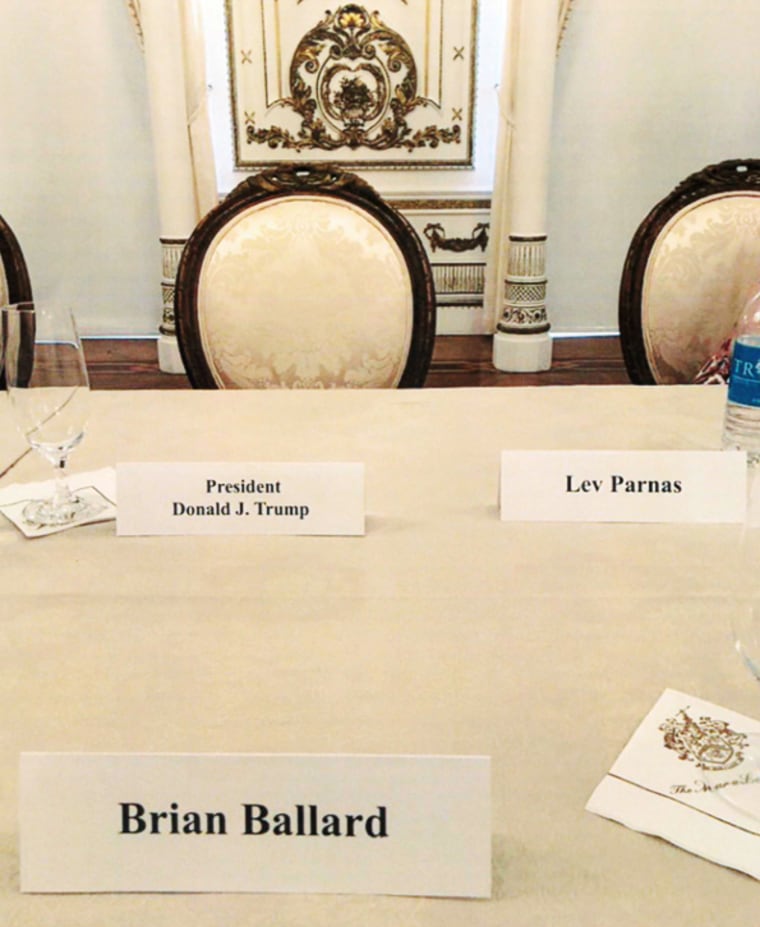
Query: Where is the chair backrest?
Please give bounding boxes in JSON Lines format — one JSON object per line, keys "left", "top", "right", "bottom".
{"left": 619, "top": 160, "right": 760, "bottom": 384}
{"left": 0, "top": 213, "right": 32, "bottom": 308}
{"left": 175, "top": 164, "right": 436, "bottom": 388}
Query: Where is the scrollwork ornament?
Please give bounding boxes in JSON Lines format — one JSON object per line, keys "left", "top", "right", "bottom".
{"left": 246, "top": 4, "right": 461, "bottom": 154}
{"left": 671, "top": 160, "right": 760, "bottom": 204}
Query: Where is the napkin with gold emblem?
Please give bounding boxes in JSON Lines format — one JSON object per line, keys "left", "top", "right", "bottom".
{"left": 587, "top": 688, "right": 760, "bottom": 879}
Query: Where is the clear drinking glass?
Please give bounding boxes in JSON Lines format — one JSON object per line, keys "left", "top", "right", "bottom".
{"left": 702, "top": 463, "right": 760, "bottom": 818}
{"left": 2, "top": 301, "right": 103, "bottom": 527}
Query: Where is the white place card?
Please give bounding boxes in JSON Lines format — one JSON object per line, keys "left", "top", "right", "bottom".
{"left": 116, "top": 462, "right": 364, "bottom": 536}
{"left": 500, "top": 450, "right": 746, "bottom": 523}
{"left": 20, "top": 753, "right": 491, "bottom": 897}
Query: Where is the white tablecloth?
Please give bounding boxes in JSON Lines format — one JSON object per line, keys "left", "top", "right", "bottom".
{"left": 0, "top": 385, "right": 756, "bottom": 926}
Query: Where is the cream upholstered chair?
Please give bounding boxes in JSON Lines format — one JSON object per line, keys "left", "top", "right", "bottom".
{"left": 619, "top": 159, "right": 760, "bottom": 384}
{"left": 175, "top": 164, "right": 436, "bottom": 388}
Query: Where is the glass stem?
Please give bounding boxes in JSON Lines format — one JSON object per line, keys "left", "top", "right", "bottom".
{"left": 51, "top": 455, "right": 73, "bottom": 509}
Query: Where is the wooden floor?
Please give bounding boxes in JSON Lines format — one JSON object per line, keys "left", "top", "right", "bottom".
{"left": 83, "top": 335, "right": 630, "bottom": 390}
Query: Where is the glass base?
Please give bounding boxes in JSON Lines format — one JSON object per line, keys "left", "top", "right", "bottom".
{"left": 22, "top": 493, "right": 105, "bottom": 529}
{"left": 702, "top": 731, "right": 760, "bottom": 829}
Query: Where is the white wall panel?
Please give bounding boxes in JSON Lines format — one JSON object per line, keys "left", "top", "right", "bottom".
{"left": 548, "top": 0, "right": 760, "bottom": 333}
{"left": 0, "top": 0, "right": 161, "bottom": 335}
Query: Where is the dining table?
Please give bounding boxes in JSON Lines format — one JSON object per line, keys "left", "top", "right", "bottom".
{"left": 0, "top": 383, "right": 758, "bottom": 925}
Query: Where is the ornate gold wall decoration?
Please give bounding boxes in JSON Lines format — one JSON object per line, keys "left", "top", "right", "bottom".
{"left": 227, "top": 0, "right": 478, "bottom": 169}
{"left": 423, "top": 222, "right": 488, "bottom": 253}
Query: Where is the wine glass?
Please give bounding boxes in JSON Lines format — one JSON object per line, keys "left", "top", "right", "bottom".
{"left": 701, "top": 462, "right": 760, "bottom": 822}
{"left": 2, "top": 301, "right": 103, "bottom": 527}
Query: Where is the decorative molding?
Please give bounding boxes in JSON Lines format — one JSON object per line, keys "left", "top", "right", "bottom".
{"left": 227, "top": 0, "right": 478, "bottom": 169}
{"left": 496, "top": 236, "right": 550, "bottom": 335}
{"left": 391, "top": 197, "right": 491, "bottom": 211}
{"left": 159, "top": 238, "right": 186, "bottom": 335}
{"left": 670, "top": 158, "right": 760, "bottom": 201}
{"left": 423, "top": 222, "right": 488, "bottom": 253}
{"left": 394, "top": 200, "right": 491, "bottom": 330}
{"left": 433, "top": 262, "right": 485, "bottom": 295}
{"left": 505, "top": 237, "right": 546, "bottom": 277}
{"left": 245, "top": 6, "right": 460, "bottom": 154}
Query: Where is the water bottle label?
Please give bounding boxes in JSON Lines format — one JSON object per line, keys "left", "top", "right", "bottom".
{"left": 728, "top": 341, "right": 760, "bottom": 407}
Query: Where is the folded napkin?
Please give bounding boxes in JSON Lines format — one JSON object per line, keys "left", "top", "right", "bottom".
{"left": 587, "top": 688, "right": 760, "bottom": 879}
{"left": 0, "top": 467, "right": 117, "bottom": 538}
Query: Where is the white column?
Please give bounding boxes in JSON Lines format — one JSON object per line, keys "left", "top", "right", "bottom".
{"left": 489, "top": 0, "right": 559, "bottom": 373}
{"left": 141, "top": 0, "right": 214, "bottom": 374}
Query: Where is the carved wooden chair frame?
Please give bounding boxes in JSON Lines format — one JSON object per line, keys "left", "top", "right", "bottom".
{"left": 175, "top": 163, "right": 436, "bottom": 388}
{"left": 0, "top": 213, "right": 32, "bottom": 307}
{"left": 0, "top": 213, "right": 33, "bottom": 388}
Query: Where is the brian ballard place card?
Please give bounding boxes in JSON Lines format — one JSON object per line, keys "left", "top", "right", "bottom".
{"left": 587, "top": 689, "right": 760, "bottom": 879}
{"left": 20, "top": 753, "right": 491, "bottom": 896}
{"left": 500, "top": 450, "right": 746, "bottom": 523}
{"left": 116, "top": 462, "right": 364, "bottom": 536}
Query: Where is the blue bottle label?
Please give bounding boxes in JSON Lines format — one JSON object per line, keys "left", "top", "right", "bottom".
{"left": 728, "top": 341, "right": 760, "bottom": 407}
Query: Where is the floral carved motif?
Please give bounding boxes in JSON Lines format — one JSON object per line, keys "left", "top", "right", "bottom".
{"left": 499, "top": 306, "right": 548, "bottom": 329}
{"left": 246, "top": 4, "right": 461, "bottom": 154}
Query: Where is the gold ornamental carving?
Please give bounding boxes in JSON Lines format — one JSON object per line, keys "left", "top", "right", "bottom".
{"left": 245, "top": 5, "right": 460, "bottom": 154}
{"left": 423, "top": 222, "right": 488, "bottom": 253}
{"left": 228, "top": 0, "right": 477, "bottom": 169}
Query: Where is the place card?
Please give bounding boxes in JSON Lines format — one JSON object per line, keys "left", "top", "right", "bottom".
{"left": 116, "top": 462, "right": 364, "bottom": 536}
{"left": 20, "top": 753, "right": 491, "bottom": 897}
{"left": 500, "top": 450, "right": 746, "bottom": 523}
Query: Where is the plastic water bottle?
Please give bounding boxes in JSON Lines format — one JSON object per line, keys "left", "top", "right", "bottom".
{"left": 723, "top": 287, "right": 760, "bottom": 458}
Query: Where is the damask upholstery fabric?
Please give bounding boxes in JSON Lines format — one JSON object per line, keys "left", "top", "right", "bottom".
{"left": 642, "top": 192, "right": 760, "bottom": 383}
{"left": 197, "top": 196, "right": 414, "bottom": 388}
